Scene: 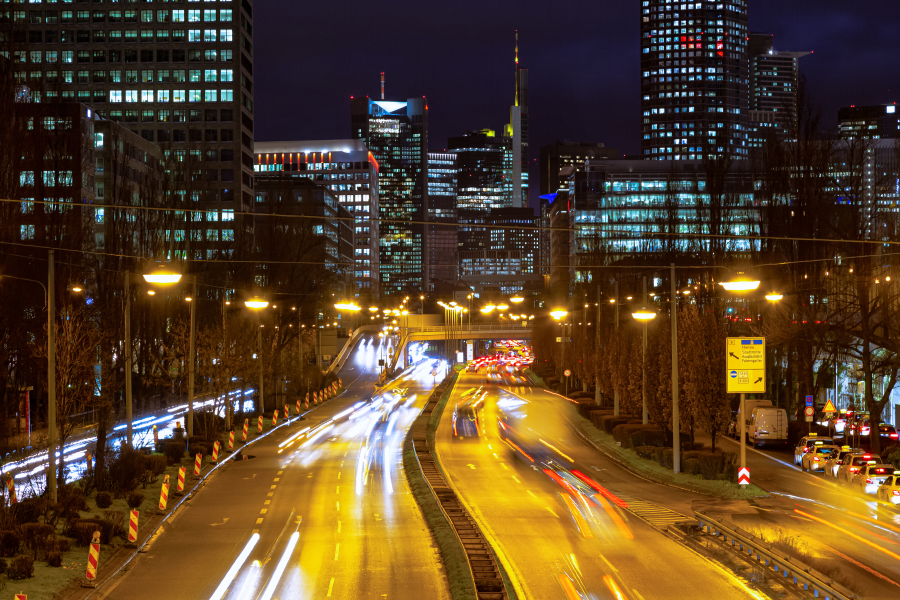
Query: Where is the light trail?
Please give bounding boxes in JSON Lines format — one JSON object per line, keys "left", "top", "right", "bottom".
{"left": 208, "top": 533, "right": 260, "bottom": 600}
{"left": 795, "top": 509, "right": 900, "bottom": 562}
{"left": 259, "top": 531, "right": 300, "bottom": 600}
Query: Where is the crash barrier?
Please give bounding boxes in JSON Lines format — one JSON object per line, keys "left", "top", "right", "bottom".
{"left": 695, "top": 511, "right": 861, "bottom": 600}
{"left": 408, "top": 377, "right": 508, "bottom": 600}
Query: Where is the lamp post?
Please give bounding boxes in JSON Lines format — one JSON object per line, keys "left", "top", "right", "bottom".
{"left": 632, "top": 291, "right": 657, "bottom": 427}
{"left": 670, "top": 264, "right": 680, "bottom": 473}
{"left": 612, "top": 280, "right": 620, "bottom": 416}
{"left": 245, "top": 297, "right": 269, "bottom": 415}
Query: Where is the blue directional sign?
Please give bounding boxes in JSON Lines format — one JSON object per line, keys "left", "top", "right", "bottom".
{"left": 805, "top": 395, "right": 814, "bottom": 407}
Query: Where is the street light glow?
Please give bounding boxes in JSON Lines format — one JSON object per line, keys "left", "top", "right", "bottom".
{"left": 550, "top": 310, "right": 568, "bottom": 320}
{"left": 245, "top": 297, "right": 269, "bottom": 309}
{"left": 510, "top": 296, "right": 524, "bottom": 303}
{"left": 334, "top": 302, "right": 361, "bottom": 311}
{"left": 720, "top": 273, "right": 761, "bottom": 291}
{"left": 632, "top": 308, "right": 657, "bottom": 321}
{"left": 765, "top": 293, "right": 784, "bottom": 302}
{"left": 142, "top": 262, "right": 183, "bottom": 284}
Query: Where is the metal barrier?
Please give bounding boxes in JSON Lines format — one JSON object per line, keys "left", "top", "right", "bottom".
{"left": 695, "top": 511, "right": 862, "bottom": 600}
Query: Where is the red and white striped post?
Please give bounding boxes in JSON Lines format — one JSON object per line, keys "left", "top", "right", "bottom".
{"left": 272, "top": 409, "right": 279, "bottom": 427}
{"left": 157, "top": 474, "right": 169, "bottom": 514}
{"left": 152, "top": 424, "right": 159, "bottom": 449}
{"left": 257, "top": 414, "right": 263, "bottom": 433}
{"left": 304, "top": 393, "right": 309, "bottom": 410}
{"left": 296, "top": 398, "right": 301, "bottom": 415}
{"left": 5, "top": 474, "right": 16, "bottom": 504}
{"left": 126, "top": 510, "right": 139, "bottom": 547}
{"left": 86, "top": 451, "right": 93, "bottom": 476}
{"left": 212, "top": 441, "right": 220, "bottom": 463}
{"left": 242, "top": 418, "right": 249, "bottom": 441}
{"left": 175, "top": 466, "right": 186, "bottom": 496}
{"left": 228, "top": 430, "right": 235, "bottom": 451}
{"left": 15, "top": 593, "right": 26, "bottom": 600}
{"left": 83, "top": 531, "right": 100, "bottom": 587}
{"left": 193, "top": 453, "right": 202, "bottom": 478}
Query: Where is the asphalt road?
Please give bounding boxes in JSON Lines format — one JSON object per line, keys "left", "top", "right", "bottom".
{"left": 434, "top": 370, "right": 759, "bottom": 600}
{"left": 105, "top": 334, "right": 451, "bottom": 600}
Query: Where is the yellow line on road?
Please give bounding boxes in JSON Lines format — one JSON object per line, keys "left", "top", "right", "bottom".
{"left": 512, "top": 476, "right": 521, "bottom": 483}
{"left": 336, "top": 501, "right": 340, "bottom": 511}
{"left": 255, "top": 518, "right": 263, "bottom": 524}
{"left": 335, "top": 543, "right": 340, "bottom": 560}
{"left": 336, "top": 486, "right": 340, "bottom": 494}
{"left": 545, "top": 506, "right": 559, "bottom": 517}
{"left": 338, "top": 520, "right": 341, "bottom": 533}
{"left": 527, "top": 490, "right": 538, "bottom": 499}
{"left": 327, "top": 577, "right": 335, "bottom": 596}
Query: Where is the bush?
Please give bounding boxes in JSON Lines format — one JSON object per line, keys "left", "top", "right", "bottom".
{"left": 21, "top": 523, "right": 55, "bottom": 559}
{"left": 684, "top": 458, "right": 702, "bottom": 475}
{"left": 165, "top": 441, "right": 186, "bottom": 465}
{"left": 14, "top": 498, "right": 44, "bottom": 525}
{"left": 600, "top": 415, "right": 633, "bottom": 434}
{"left": 193, "top": 444, "right": 208, "bottom": 459}
{"left": 655, "top": 446, "right": 666, "bottom": 466}
{"left": 74, "top": 522, "right": 96, "bottom": 547}
{"left": 634, "top": 445, "right": 657, "bottom": 460}
{"left": 55, "top": 538, "right": 71, "bottom": 554}
{"left": 0, "top": 530, "right": 21, "bottom": 557}
{"left": 661, "top": 448, "right": 675, "bottom": 469}
{"left": 107, "top": 448, "right": 148, "bottom": 497}
{"left": 95, "top": 491, "right": 113, "bottom": 509}
{"left": 104, "top": 510, "right": 127, "bottom": 538}
{"left": 126, "top": 491, "right": 145, "bottom": 509}
{"left": 193, "top": 410, "right": 226, "bottom": 441}
{"left": 630, "top": 428, "right": 667, "bottom": 448}
{"left": 47, "top": 551, "right": 62, "bottom": 567}
{"left": 148, "top": 455, "right": 167, "bottom": 477}
{"left": 8, "top": 555, "right": 33, "bottom": 580}
{"left": 58, "top": 484, "right": 88, "bottom": 517}
{"left": 0, "top": 557, "right": 6, "bottom": 575}
{"left": 698, "top": 452, "right": 726, "bottom": 480}
{"left": 76, "top": 518, "right": 116, "bottom": 544}
{"left": 683, "top": 441, "right": 705, "bottom": 451}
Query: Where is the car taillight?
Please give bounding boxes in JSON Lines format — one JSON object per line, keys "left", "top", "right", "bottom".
{"left": 893, "top": 490, "right": 900, "bottom": 496}
{"left": 850, "top": 467, "right": 859, "bottom": 472}
{"left": 866, "top": 478, "right": 873, "bottom": 484}
{"left": 814, "top": 457, "right": 820, "bottom": 461}
{"left": 892, "top": 434, "right": 899, "bottom": 439}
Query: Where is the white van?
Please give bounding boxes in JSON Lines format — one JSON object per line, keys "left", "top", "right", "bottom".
{"left": 748, "top": 407, "right": 788, "bottom": 447}
{"left": 731, "top": 399, "right": 773, "bottom": 439}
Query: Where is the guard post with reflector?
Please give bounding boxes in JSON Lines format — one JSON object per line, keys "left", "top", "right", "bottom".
{"left": 257, "top": 414, "right": 263, "bottom": 433}
{"left": 175, "top": 467, "right": 186, "bottom": 496}
{"left": 83, "top": 531, "right": 101, "bottom": 587}
{"left": 272, "top": 409, "right": 279, "bottom": 426}
{"left": 297, "top": 398, "right": 302, "bottom": 415}
{"left": 193, "top": 453, "right": 202, "bottom": 478}
{"left": 228, "top": 430, "right": 235, "bottom": 451}
{"left": 305, "top": 393, "right": 309, "bottom": 410}
{"left": 212, "top": 441, "right": 220, "bottom": 463}
{"left": 6, "top": 474, "right": 16, "bottom": 504}
{"left": 126, "top": 510, "right": 139, "bottom": 548}
{"left": 242, "top": 418, "right": 249, "bottom": 441}
{"left": 157, "top": 474, "right": 169, "bottom": 514}
{"left": 152, "top": 424, "right": 158, "bottom": 449}
{"left": 738, "top": 467, "right": 750, "bottom": 486}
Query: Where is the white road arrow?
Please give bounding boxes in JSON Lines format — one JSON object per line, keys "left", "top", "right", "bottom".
{"left": 467, "top": 464, "right": 476, "bottom": 469}
{"left": 211, "top": 518, "right": 230, "bottom": 527}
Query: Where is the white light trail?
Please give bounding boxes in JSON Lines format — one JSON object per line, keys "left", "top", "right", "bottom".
{"left": 208, "top": 533, "right": 260, "bottom": 600}
{"left": 258, "top": 531, "right": 300, "bottom": 600}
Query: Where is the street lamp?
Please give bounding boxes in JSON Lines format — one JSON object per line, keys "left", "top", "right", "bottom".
{"left": 550, "top": 310, "right": 568, "bottom": 320}
{"left": 632, "top": 301, "right": 656, "bottom": 426}
{"left": 765, "top": 293, "right": 784, "bottom": 302}
{"left": 720, "top": 272, "right": 761, "bottom": 292}
{"left": 245, "top": 296, "right": 269, "bottom": 415}
{"left": 510, "top": 296, "right": 524, "bottom": 304}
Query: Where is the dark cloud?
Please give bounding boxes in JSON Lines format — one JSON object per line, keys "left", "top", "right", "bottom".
{"left": 255, "top": 0, "right": 900, "bottom": 171}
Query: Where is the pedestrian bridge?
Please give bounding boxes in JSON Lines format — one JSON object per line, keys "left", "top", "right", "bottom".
{"left": 405, "top": 323, "right": 533, "bottom": 342}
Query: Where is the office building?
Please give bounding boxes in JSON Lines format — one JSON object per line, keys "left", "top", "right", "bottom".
{"left": 457, "top": 207, "right": 542, "bottom": 296}
{"left": 427, "top": 152, "right": 458, "bottom": 287}
{"left": 539, "top": 141, "right": 619, "bottom": 196}
{"left": 838, "top": 104, "right": 900, "bottom": 139}
{"left": 449, "top": 130, "right": 511, "bottom": 211}
{"left": 253, "top": 140, "right": 380, "bottom": 299}
{"left": 506, "top": 33, "right": 529, "bottom": 206}
{"left": 252, "top": 175, "right": 353, "bottom": 297}
{"left": 18, "top": 1, "right": 256, "bottom": 246}
{"left": 351, "top": 97, "right": 428, "bottom": 297}
{"left": 748, "top": 33, "right": 809, "bottom": 146}
{"left": 640, "top": 0, "right": 749, "bottom": 160}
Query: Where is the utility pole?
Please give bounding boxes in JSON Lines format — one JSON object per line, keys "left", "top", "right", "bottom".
{"left": 187, "top": 275, "right": 197, "bottom": 437}
{"left": 642, "top": 276, "right": 648, "bottom": 425}
{"left": 47, "top": 250, "right": 57, "bottom": 503}
{"left": 671, "top": 263, "right": 681, "bottom": 474}
{"left": 595, "top": 284, "right": 601, "bottom": 406}
{"left": 614, "top": 279, "right": 619, "bottom": 416}
{"left": 124, "top": 271, "right": 133, "bottom": 448}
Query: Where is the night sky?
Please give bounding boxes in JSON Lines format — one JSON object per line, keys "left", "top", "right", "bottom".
{"left": 254, "top": 0, "right": 900, "bottom": 193}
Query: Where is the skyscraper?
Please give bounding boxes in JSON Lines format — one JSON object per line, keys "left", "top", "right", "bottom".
{"left": 351, "top": 96, "right": 428, "bottom": 297}
{"left": 18, "top": 1, "right": 256, "bottom": 251}
{"left": 449, "top": 130, "right": 510, "bottom": 211}
{"left": 507, "top": 32, "right": 529, "bottom": 206}
{"left": 427, "top": 152, "right": 458, "bottom": 286}
{"left": 539, "top": 141, "right": 619, "bottom": 196}
{"left": 640, "top": 0, "right": 749, "bottom": 160}
{"left": 838, "top": 104, "right": 900, "bottom": 139}
{"left": 748, "top": 33, "right": 809, "bottom": 146}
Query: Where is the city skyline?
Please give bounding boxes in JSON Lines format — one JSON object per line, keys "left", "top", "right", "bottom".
{"left": 254, "top": 0, "right": 899, "bottom": 180}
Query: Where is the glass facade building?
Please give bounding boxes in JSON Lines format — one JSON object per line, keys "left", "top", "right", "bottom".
{"left": 539, "top": 140, "right": 619, "bottom": 195}
{"left": 350, "top": 97, "right": 428, "bottom": 297}
{"left": 838, "top": 104, "right": 900, "bottom": 139}
{"left": 253, "top": 140, "right": 380, "bottom": 299}
{"left": 427, "top": 151, "right": 458, "bottom": 286}
{"left": 448, "top": 130, "right": 510, "bottom": 211}
{"left": 748, "top": 33, "right": 809, "bottom": 147}
{"left": 13, "top": 0, "right": 256, "bottom": 249}
{"left": 640, "top": 0, "right": 749, "bottom": 160}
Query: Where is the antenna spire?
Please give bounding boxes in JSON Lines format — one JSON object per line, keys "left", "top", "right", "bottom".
{"left": 381, "top": 72, "right": 385, "bottom": 100}
{"left": 514, "top": 31, "right": 520, "bottom": 107}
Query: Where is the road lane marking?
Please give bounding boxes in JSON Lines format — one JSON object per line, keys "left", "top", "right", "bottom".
{"left": 260, "top": 509, "right": 267, "bottom": 514}
{"left": 599, "top": 552, "right": 619, "bottom": 573}
{"left": 336, "top": 486, "right": 340, "bottom": 494}
{"left": 545, "top": 506, "right": 559, "bottom": 517}
{"left": 512, "top": 476, "right": 521, "bottom": 483}
{"left": 274, "top": 478, "right": 280, "bottom": 482}
{"left": 335, "top": 543, "right": 340, "bottom": 560}
{"left": 264, "top": 500, "right": 270, "bottom": 505}
{"left": 337, "top": 472, "right": 341, "bottom": 479}
{"left": 338, "top": 520, "right": 341, "bottom": 533}
{"left": 336, "top": 501, "right": 340, "bottom": 511}
{"left": 632, "top": 589, "right": 646, "bottom": 600}
{"left": 277, "top": 471, "right": 283, "bottom": 475}
{"left": 527, "top": 490, "right": 538, "bottom": 499}
{"left": 327, "top": 577, "right": 335, "bottom": 596}
{"left": 267, "top": 492, "right": 273, "bottom": 497}
{"left": 467, "top": 464, "right": 476, "bottom": 469}
{"left": 500, "top": 463, "right": 508, "bottom": 470}
{"left": 270, "top": 485, "right": 277, "bottom": 490}
{"left": 255, "top": 518, "right": 263, "bottom": 524}
{"left": 252, "top": 528, "right": 260, "bottom": 533}
{"left": 341, "top": 461, "right": 344, "bottom": 467}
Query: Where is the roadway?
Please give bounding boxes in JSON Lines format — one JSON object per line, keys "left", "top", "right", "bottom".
{"left": 105, "top": 333, "right": 451, "bottom": 600}
{"left": 434, "top": 369, "right": 760, "bottom": 600}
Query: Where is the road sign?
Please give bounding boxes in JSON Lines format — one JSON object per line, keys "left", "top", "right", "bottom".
{"left": 556, "top": 337, "right": 562, "bottom": 343}
{"left": 804, "top": 406, "right": 815, "bottom": 417}
{"left": 726, "top": 337, "right": 765, "bottom": 393}
{"left": 564, "top": 369, "right": 571, "bottom": 377}
{"left": 805, "top": 395, "right": 814, "bottom": 407}
{"left": 805, "top": 416, "right": 814, "bottom": 422}
{"left": 738, "top": 467, "right": 750, "bottom": 485}
{"left": 823, "top": 399, "right": 837, "bottom": 415}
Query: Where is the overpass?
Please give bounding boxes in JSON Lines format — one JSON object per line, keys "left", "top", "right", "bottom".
{"left": 389, "top": 323, "right": 533, "bottom": 373}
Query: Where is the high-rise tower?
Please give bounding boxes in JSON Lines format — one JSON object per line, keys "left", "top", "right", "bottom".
{"left": 507, "top": 32, "right": 529, "bottom": 206}
{"left": 640, "top": 1, "right": 749, "bottom": 160}
{"left": 748, "top": 33, "right": 810, "bottom": 146}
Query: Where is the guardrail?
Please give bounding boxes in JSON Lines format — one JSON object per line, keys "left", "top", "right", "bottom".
{"left": 325, "top": 324, "right": 379, "bottom": 375}
{"left": 694, "top": 511, "right": 862, "bottom": 600}
{"left": 408, "top": 324, "right": 531, "bottom": 333}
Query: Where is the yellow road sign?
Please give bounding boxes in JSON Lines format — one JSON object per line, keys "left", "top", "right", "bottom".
{"left": 822, "top": 399, "right": 837, "bottom": 414}
{"left": 726, "top": 337, "right": 765, "bottom": 393}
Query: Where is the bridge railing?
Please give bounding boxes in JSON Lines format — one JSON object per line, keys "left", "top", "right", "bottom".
{"left": 408, "top": 323, "right": 532, "bottom": 333}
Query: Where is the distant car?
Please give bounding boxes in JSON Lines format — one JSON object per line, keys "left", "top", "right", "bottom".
{"left": 876, "top": 474, "right": 900, "bottom": 505}
{"left": 794, "top": 435, "right": 834, "bottom": 465}
{"left": 824, "top": 447, "right": 863, "bottom": 477}
{"left": 836, "top": 454, "right": 883, "bottom": 484}
{"left": 749, "top": 407, "right": 788, "bottom": 447}
{"left": 801, "top": 444, "right": 839, "bottom": 472}
{"left": 852, "top": 464, "right": 893, "bottom": 494}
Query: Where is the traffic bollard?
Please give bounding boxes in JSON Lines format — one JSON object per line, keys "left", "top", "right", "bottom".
{"left": 257, "top": 414, "right": 263, "bottom": 433}
{"left": 228, "top": 430, "right": 235, "bottom": 451}
{"left": 273, "top": 409, "right": 279, "bottom": 427}
{"left": 86, "top": 451, "right": 93, "bottom": 476}
{"left": 6, "top": 474, "right": 16, "bottom": 505}
{"left": 305, "top": 394, "right": 309, "bottom": 410}
{"left": 83, "top": 531, "right": 100, "bottom": 587}
{"left": 242, "top": 418, "right": 249, "bottom": 442}
{"left": 296, "top": 398, "right": 301, "bottom": 416}
{"left": 152, "top": 424, "right": 158, "bottom": 449}
{"left": 157, "top": 475, "right": 169, "bottom": 514}
{"left": 175, "top": 467, "right": 186, "bottom": 496}
{"left": 212, "top": 441, "right": 220, "bottom": 463}
{"left": 126, "top": 510, "right": 139, "bottom": 548}
{"left": 193, "top": 453, "right": 202, "bottom": 478}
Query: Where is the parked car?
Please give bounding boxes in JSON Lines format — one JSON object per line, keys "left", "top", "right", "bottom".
{"left": 793, "top": 434, "right": 835, "bottom": 466}
{"left": 730, "top": 399, "right": 773, "bottom": 440}
{"left": 748, "top": 407, "right": 788, "bottom": 447}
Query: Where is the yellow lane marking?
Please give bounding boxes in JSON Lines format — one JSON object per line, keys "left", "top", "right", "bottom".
{"left": 327, "top": 577, "right": 335, "bottom": 597}
{"left": 255, "top": 518, "right": 263, "bottom": 525}
{"left": 512, "top": 476, "right": 521, "bottom": 483}
{"left": 500, "top": 463, "right": 508, "bottom": 470}
{"left": 336, "top": 501, "right": 340, "bottom": 511}
{"left": 338, "top": 520, "right": 342, "bottom": 533}
{"left": 336, "top": 486, "right": 340, "bottom": 494}
{"left": 267, "top": 492, "right": 273, "bottom": 497}
{"left": 334, "top": 543, "right": 340, "bottom": 560}
{"left": 260, "top": 509, "right": 267, "bottom": 515}
{"left": 274, "top": 478, "right": 280, "bottom": 482}
{"left": 264, "top": 500, "right": 271, "bottom": 505}
{"left": 270, "top": 485, "right": 277, "bottom": 490}
{"left": 527, "top": 490, "right": 538, "bottom": 499}
{"left": 277, "top": 471, "right": 283, "bottom": 475}
{"left": 545, "top": 507, "right": 559, "bottom": 518}
{"left": 337, "top": 472, "right": 341, "bottom": 480}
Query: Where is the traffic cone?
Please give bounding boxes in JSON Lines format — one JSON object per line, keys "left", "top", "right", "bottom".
{"left": 193, "top": 453, "right": 202, "bottom": 478}
{"left": 242, "top": 418, "right": 249, "bottom": 442}
{"left": 126, "top": 510, "right": 139, "bottom": 548}
{"left": 5, "top": 474, "right": 16, "bottom": 505}
{"left": 257, "top": 414, "right": 263, "bottom": 433}
{"left": 83, "top": 531, "right": 100, "bottom": 587}
{"left": 157, "top": 475, "right": 169, "bottom": 514}
{"left": 228, "top": 430, "right": 235, "bottom": 451}
{"left": 212, "top": 441, "right": 220, "bottom": 463}
{"left": 273, "top": 409, "right": 279, "bottom": 427}
{"left": 175, "top": 467, "right": 186, "bottom": 496}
